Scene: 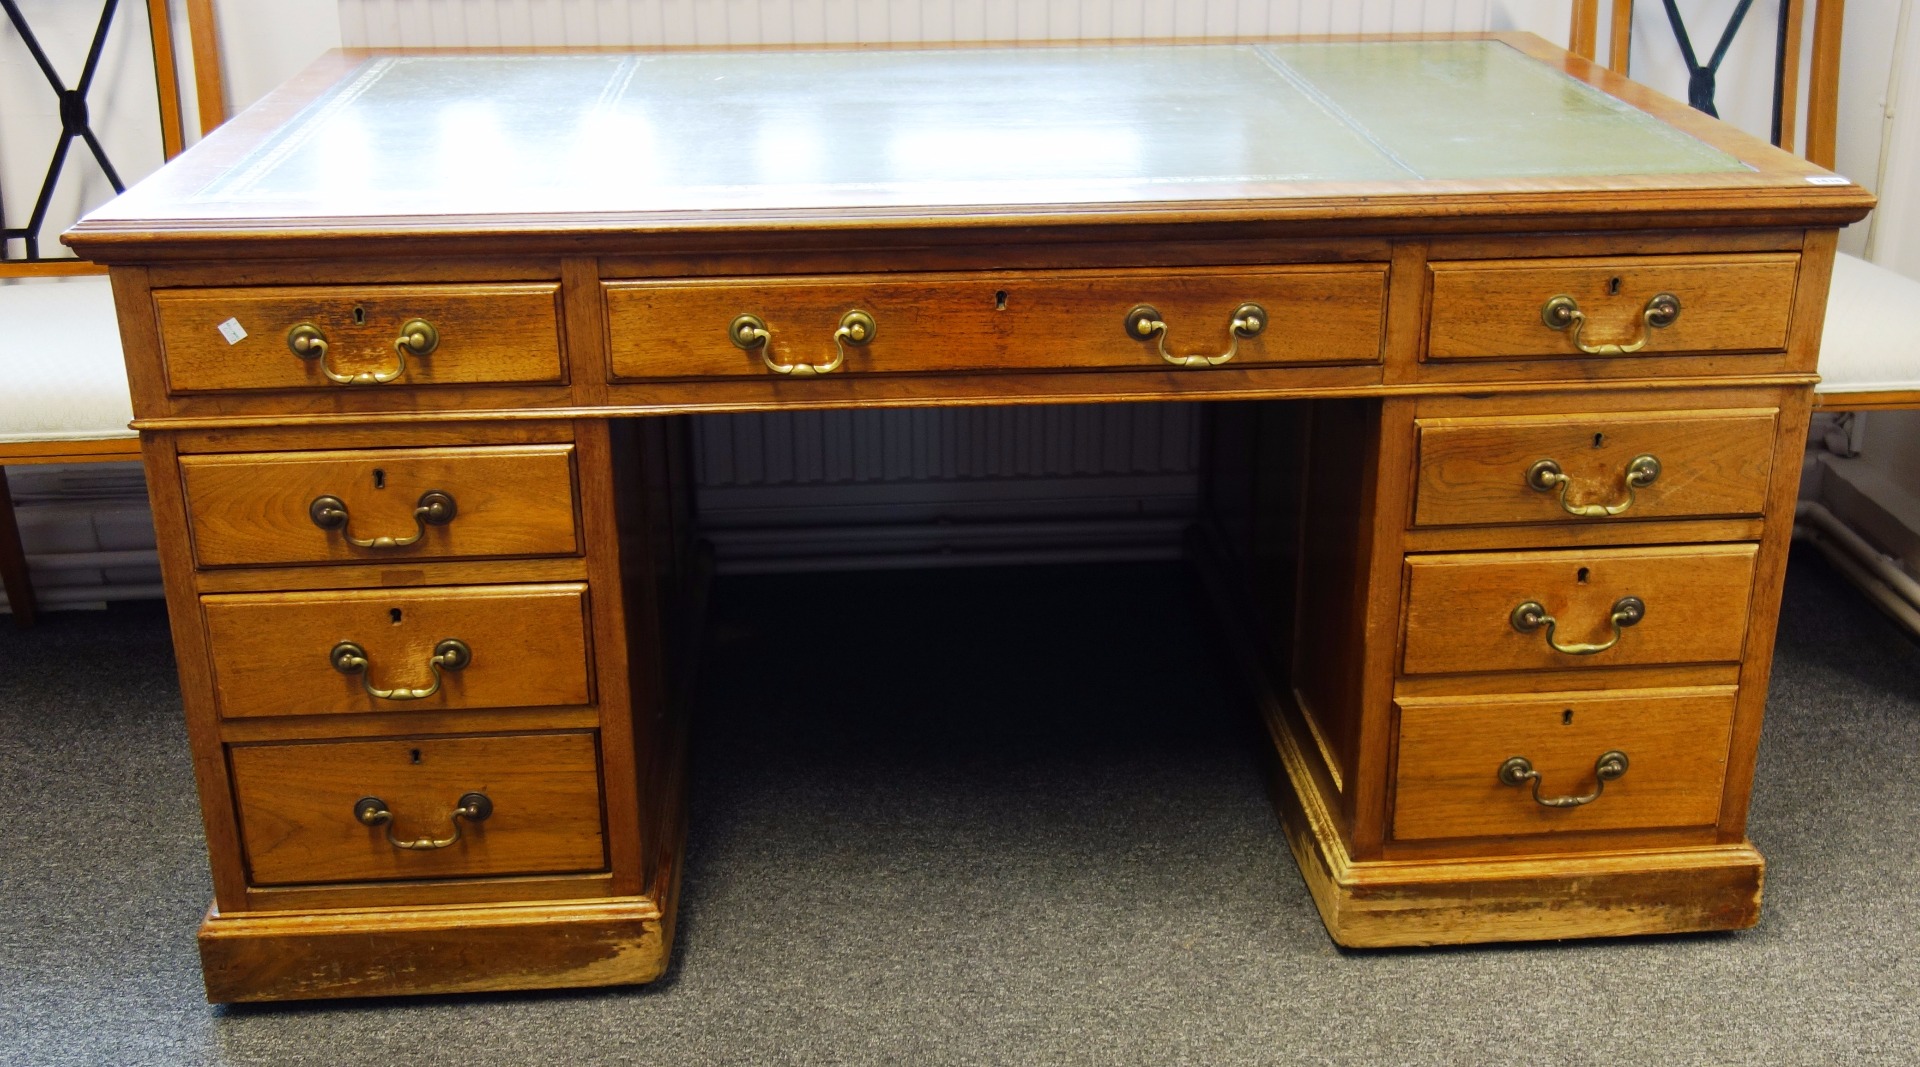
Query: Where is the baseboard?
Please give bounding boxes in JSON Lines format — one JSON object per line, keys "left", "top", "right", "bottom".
{"left": 197, "top": 894, "right": 674, "bottom": 1003}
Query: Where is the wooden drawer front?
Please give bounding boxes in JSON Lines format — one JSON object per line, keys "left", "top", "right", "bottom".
{"left": 1413, "top": 409, "right": 1777, "bottom": 527}
{"left": 181, "top": 445, "right": 579, "bottom": 567}
{"left": 230, "top": 732, "right": 606, "bottom": 886}
{"left": 1426, "top": 254, "right": 1798, "bottom": 360}
{"left": 1401, "top": 545, "right": 1757, "bottom": 676}
{"left": 203, "top": 583, "right": 592, "bottom": 719}
{"left": 604, "top": 265, "right": 1386, "bottom": 379}
{"left": 155, "top": 283, "right": 564, "bottom": 392}
{"left": 1392, "top": 689, "right": 1736, "bottom": 842}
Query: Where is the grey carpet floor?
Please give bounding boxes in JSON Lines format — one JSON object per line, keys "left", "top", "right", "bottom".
{"left": 2, "top": 550, "right": 1916, "bottom": 1066}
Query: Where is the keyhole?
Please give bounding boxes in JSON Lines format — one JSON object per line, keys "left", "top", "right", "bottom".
{"left": 1562, "top": 709, "right": 1575, "bottom": 725}
{"left": 1607, "top": 277, "right": 1622, "bottom": 296}
{"left": 994, "top": 290, "right": 1008, "bottom": 311}
{"left": 390, "top": 608, "right": 402, "bottom": 624}
{"left": 410, "top": 748, "right": 422, "bottom": 764}
{"left": 353, "top": 305, "right": 367, "bottom": 326}
{"left": 1592, "top": 433, "right": 1605, "bottom": 449}
{"left": 1577, "top": 567, "right": 1590, "bottom": 584}
{"left": 373, "top": 469, "right": 385, "bottom": 489}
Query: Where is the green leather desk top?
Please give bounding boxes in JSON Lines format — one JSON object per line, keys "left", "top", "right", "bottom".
{"left": 71, "top": 36, "right": 1869, "bottom": 252}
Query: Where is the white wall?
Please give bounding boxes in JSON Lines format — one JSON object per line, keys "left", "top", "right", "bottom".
{"left": 214, "top": 0, "right": 342, "bottom": 114}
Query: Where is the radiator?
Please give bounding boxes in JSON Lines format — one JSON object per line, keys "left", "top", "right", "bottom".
{"left": 2, "top": 463, "right": 161, "bottom": 613}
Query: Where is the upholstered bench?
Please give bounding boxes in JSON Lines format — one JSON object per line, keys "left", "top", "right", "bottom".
{"left": 1816, "top": 253, "right": 1920, "bottom": 409}
{"left": 0, "top": 274, "right": 141, "bottom": 626}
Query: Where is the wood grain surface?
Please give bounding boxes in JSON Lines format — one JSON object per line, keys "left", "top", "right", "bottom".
{"left": 228, "top": 731, "right": 606, "bottom": 886}
{"left": 1401, "top": 543, "right": 1758, "bottom": 675}
{"left": 155, "top": 283, "right": 565, "bottom": 392}
{"left": 180, "top": 444, "right": 580, "bottom": 566}
{"left": 202, "top": 582, "right": 592, "bottom": 718}
{"left": 1391, "top": 687, "right": 1738, "bottom": 841}
{"left": 1426, "top": 253, "right": 1799, "bottom": 360}
{"left": 198, "top": 895, "right": 668, "bottom": 1002}
{"left": 604, "top": 265, "right": 1386, "bottom": 380}
{"left": 1412, "top": 408, "right": 1778, "bottom": 527}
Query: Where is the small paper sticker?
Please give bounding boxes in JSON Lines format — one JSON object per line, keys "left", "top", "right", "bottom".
{"left": 217, "top": 317, "right": 247, "bottom": 345}
{"left": 1806, "top": 175, "right": 1851, "bottom": 185}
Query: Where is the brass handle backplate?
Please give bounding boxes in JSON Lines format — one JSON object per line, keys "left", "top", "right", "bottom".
{"left": 309, "top": 489, "right": 457, "bottom": 548}
{"left": 732, "top": 310, "right": 874, "bottom": 376}
{"left": 1541, "top": 292, "right": 1680, "bottom": 355}
{"left": 287, "top": 318, "right": 437, "bottom": 385}
{"left": 1499, "top": 750, "right": 1630, "bottom": 808}
{"left": 330, "top": 637, "right": 471, "bottom": 700}
{"left": 1125, "top": 302, "right": 1266, "bottom": 367}
{"left": 1510, "top": 596, "right": 1645, "bottom": 656}
{"left": 1527, "top": 454, "right": 1662, "bottom": 517}
{"left": 354, "top": 791, "right": 492, "bottom": 850}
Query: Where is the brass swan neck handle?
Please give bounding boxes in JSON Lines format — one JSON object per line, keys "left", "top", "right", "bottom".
{"left": 1125, "top": 302, "right": 1266, "bottom": 367}
{"left": 354, "top": 792, "right": 493, "bottom": 850}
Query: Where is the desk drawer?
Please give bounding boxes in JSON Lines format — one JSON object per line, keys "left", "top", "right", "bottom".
{"left": 1412, "top": 409, "right": 1777, "bottom": 527}
{"left": 155, "top": 283, "right": 565, "bottom": 392}
{"left": 1426, "top": 254, "right": 1798, "bottom": 361}
{"left": 1391, "top": 689, "right": 1736, "bottom": 842}
{"left": 229, "top": 732, "right": 606, "bottom": 886}
{"left": 1401, "top": 545, "right": 1757, "bottom": 676}
{"left": 604, "top": 265, "right": 1386, "bottom": 379}
{"left": 203, "top": 583, "right": 592, "bottom": 719}
{"left": 181, "top": 444, "right": 580, "bottom": 567}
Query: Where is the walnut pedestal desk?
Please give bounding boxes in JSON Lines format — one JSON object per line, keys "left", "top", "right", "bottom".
{"left": 65, "top": 37, "right": 1873, "bottom": 1003}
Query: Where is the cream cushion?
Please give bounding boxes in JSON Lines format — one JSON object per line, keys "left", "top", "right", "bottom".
{"left": 0, "top": 275, "right": 136, "bottom": 444}
{"left": 1817, "top": 252, "right": 1920, "bottom": 396}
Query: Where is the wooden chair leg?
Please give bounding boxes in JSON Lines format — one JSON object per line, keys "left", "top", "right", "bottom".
{"left": 0, "top": 466, "right": 40, "bottom": 628}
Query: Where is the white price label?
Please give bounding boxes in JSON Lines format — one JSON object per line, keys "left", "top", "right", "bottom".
{"left": 217, "top": 317, "right": 248, "bottom": 345}
{"left": 1805, "top": 175, "right": 1851, "bottom": 186}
